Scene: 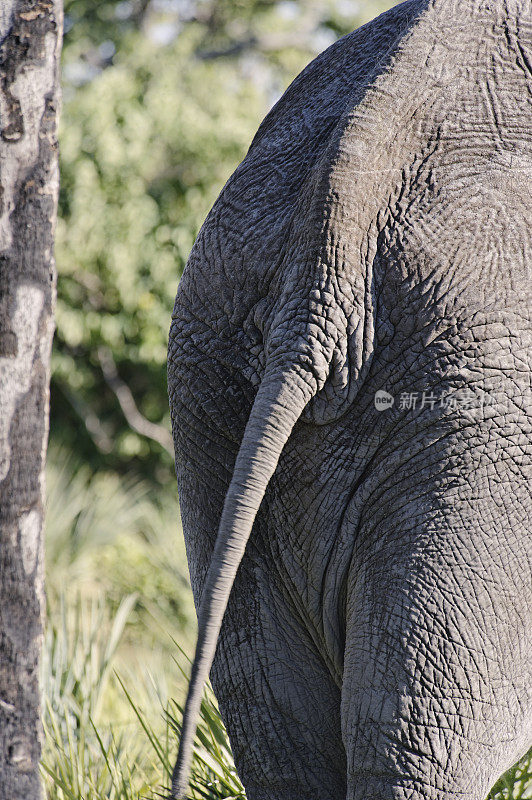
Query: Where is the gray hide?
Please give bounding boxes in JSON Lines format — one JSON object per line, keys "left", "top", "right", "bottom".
{"left": 167, "top": 0, "right": 532, "bottom": 798}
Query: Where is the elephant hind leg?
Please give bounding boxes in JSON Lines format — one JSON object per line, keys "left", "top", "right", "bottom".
{"left": 211, "top": 555, "right": 346, "bottom": 800}
{"left": 340, "top": 507, "right": 530, "bottom": 800}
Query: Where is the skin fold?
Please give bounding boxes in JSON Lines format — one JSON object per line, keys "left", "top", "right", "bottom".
{"left": 167, "top": 0, "right": 532, "bottom": 797}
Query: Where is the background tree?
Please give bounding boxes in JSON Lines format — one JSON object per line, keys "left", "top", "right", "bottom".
{"left": 0, "top": 1, "right": 62, "bottom": 797}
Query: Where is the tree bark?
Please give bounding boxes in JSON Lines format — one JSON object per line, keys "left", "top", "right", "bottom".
{"left": 0, "top": 1, "right": 62, "bottom": 797}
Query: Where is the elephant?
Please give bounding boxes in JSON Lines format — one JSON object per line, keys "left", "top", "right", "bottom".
{"left": 167, "top": 0, "right": 532, "bottom": 798}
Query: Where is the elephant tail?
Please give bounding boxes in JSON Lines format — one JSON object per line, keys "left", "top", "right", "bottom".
{"left": 170, "top": 362, "right": 318, "bottom": 799}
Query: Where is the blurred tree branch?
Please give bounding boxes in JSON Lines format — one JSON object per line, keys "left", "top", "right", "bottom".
{"left": 60, "top": 384, "right": 114, "bottom": 453}
{"left": 98, "top": 348, "right": 174, "bottom": 456}
{"left": 197, "top": 25, "right": 322, "bottom": 59}
{"left": 195, "top": 3, "right": 323, "bottom": 59}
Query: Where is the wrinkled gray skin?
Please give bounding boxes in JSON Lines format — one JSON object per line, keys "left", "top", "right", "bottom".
{"left": 167, "top": 0, "right": 532, "bottom": 798}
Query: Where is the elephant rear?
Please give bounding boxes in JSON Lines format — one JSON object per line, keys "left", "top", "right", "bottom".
{"left": 168, "top": 0, "right": 532, "bottom": 797}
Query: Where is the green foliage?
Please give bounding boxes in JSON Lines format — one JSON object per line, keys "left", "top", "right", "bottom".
{"left": 55, "top": 26, "right": 266, "bottom": 474}
{"left": 42, "top": 594, "right": 143, "bottom": 800}
{"left": 488, "top": 754, "right": 532, "bottom": 800}
{"left": 41, "top": 592, "right": 245, "bottom": 800}
{"left": 45, "top": 446, "right": 196, "bottom": 685}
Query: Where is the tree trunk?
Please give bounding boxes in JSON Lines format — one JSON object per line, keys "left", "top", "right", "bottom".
{"left": 0, "top": 1, "right": 62, "bottom": 797}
